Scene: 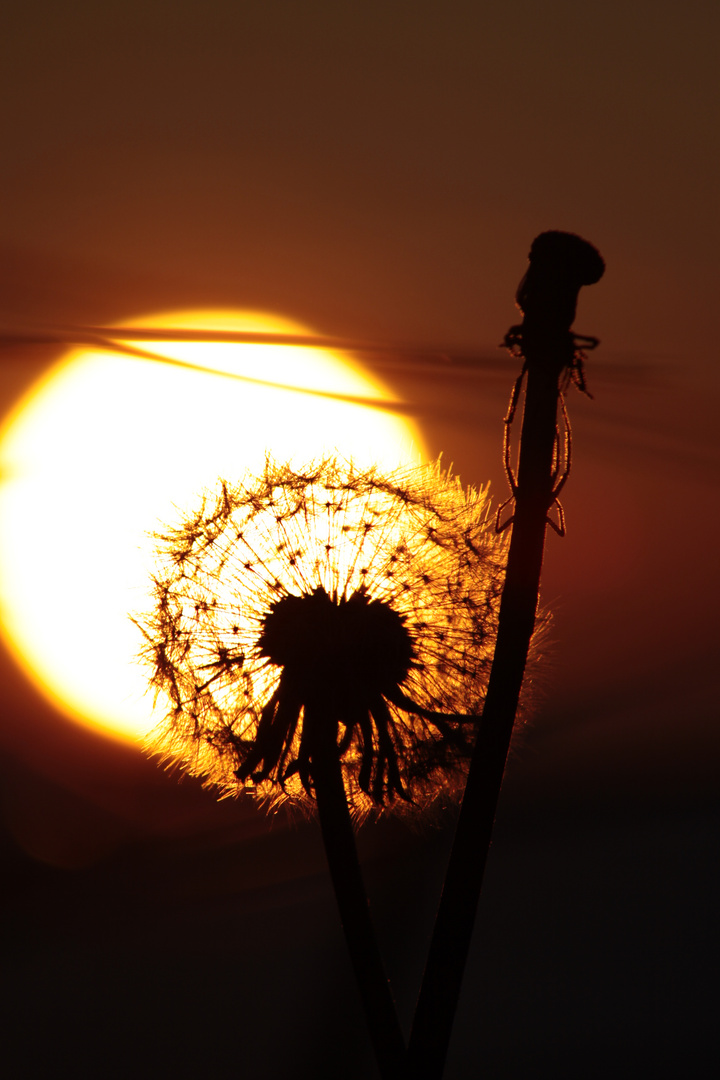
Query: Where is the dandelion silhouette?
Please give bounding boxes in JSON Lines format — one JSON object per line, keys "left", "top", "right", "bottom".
{"left": 137, "top": 455, "right": 510, "bottom": 1078}
{"left": 139, "top": 457, "right": 508, "bottom": 818}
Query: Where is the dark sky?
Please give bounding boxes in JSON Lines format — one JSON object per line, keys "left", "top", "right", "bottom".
{"left": 1, "top": 3, "right": 718, "bottom": 1078}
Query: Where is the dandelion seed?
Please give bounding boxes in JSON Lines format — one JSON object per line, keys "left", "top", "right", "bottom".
{"left": 137, "top": 457, "right": 510, "bottom": 819}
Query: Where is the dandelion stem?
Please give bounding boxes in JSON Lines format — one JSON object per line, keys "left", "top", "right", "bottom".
{"left": 310, "top": 709, "right": 408, "bottom": 1080}
{"left": 407, "top": 361, "right": 559, "bottom": 1080}
{"left": 407, "top": 233, "right": 604, "bottom": 1079}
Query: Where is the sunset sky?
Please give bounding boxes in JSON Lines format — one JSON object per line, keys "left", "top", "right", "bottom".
{"left": 1, "top": 3, "right": 718, "bottom": 1077}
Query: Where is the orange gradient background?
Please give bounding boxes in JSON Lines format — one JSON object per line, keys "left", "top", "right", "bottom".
{"left": 1, "top": 4, "right": 717, "bottom": 1078}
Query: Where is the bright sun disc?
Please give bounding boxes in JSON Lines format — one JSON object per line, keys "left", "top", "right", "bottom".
{"left": 0, "top": 310, "right": 426, "bottom": 743}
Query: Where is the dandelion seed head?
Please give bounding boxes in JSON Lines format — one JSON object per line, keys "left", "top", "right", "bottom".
{"left": 137, "top": 457, "right": 511, "bottom": 819}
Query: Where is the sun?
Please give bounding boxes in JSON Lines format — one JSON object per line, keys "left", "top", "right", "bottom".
{"left": 0, "top": 309, "right": 426, "bottom": 744}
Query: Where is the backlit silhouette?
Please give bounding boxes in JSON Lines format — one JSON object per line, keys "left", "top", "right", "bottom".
{"left": 137, "top": 457, "right": 509, "bottom": 818}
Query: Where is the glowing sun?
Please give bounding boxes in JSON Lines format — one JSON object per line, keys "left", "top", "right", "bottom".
{"left": 0, "top": 310, "right": 426, "bottom": 743}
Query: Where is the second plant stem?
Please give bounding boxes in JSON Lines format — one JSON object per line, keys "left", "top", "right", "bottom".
{"left": 407, "top": 349, "right": 564, "bottom": 1079}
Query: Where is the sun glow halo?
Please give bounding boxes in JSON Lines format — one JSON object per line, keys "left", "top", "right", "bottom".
{"left": 0, "top": 310, "right": 425, "bottom": 743}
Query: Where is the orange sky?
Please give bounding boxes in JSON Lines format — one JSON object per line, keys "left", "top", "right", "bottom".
{"left": 1, "top": 5, "right": 718, "bottom": 1077}
{"left": 2, "top": 0, "right": 717, "bottom": 776}
{"left": 1, "top": 2, "right": 716, "bottom": 364}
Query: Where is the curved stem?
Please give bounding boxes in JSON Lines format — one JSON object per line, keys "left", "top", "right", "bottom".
{"left": 407, "top": 356, "right": 562, "bottom": 1079}
{"left": 309, "top": 708, "right": 408, "bottom": 1079}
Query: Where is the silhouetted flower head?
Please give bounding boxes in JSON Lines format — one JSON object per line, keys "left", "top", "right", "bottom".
{"left": 138, "top": 458, "right": 510, "bottom": 818}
